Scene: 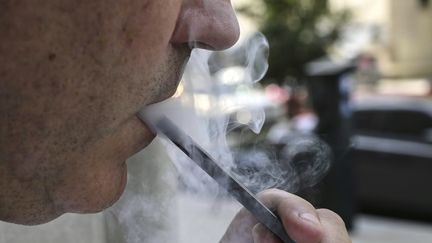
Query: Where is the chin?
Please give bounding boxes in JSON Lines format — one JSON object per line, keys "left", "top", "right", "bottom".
{"left": 0, "top": 210, "right": 63, "bottom": 226}
{"left": 57, "top": 163, "right": 129, "bottom": 215}
{"left": 31, "top": 164, "right": 128, "bottom": 225}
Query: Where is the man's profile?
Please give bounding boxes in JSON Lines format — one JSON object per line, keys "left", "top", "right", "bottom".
{"left": 0, "top": 0, "right": 350, "bottom": 242}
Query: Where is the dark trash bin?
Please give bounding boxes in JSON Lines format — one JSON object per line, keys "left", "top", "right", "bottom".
{"left": 305, "top": 57, "right": 357, "bottom": 230}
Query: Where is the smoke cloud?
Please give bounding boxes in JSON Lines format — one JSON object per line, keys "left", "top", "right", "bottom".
{"left": 141, "top": 33, "right": 271, "bottom": 194}
{"left": 109, "top": 33, "right": 331, "bottom": 243}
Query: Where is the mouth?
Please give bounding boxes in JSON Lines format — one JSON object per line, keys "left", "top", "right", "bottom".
{"left": 117, "top": 45, "right": 192, "bottom": 159}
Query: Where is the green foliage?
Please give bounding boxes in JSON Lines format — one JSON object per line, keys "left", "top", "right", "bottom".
{"left": 238, "top": 0, "right": 349, "bottom": 84}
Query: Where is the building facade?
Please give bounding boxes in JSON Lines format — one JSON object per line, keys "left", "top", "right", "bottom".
{"left": 331, "top": 0, "right": 432, "bottom": 78}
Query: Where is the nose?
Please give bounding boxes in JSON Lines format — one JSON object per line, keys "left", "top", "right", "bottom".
{"left": 171, "top": 0, "right": 240, "bottom": 51}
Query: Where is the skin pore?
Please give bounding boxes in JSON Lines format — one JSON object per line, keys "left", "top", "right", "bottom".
{"left": 0, "top": 0, "right": 239, "bottom": 225}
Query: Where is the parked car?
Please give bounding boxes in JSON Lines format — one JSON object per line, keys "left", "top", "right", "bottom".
{"left": 352, "top": 95, "right": 432, "bottom": 221}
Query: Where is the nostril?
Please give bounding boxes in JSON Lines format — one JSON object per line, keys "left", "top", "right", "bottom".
{"left": 188, "top": 41, "right": 215, "bottom": 51}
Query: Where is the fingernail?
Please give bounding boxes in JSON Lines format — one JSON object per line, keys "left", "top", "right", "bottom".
{"left": 299, "top": 212, "right": 320, "bottom": 225}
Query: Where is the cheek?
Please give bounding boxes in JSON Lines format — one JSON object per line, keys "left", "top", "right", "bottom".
{"left": 120, "top": 0, "right": 181, "bottom": 66}
{"left": 98, "top": 0, "right": 183, "bottom": 121}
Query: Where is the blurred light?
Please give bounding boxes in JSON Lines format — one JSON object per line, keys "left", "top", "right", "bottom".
{"left": 193, "top": 94, "right": 211, "bottom": 113}
{"left": 376, "top": 78, "right": 431, "bottom": 96}
{"left": 173, "top": 81, "right": 184, "bottom": 98}
{"left": 236, "top": 110, "right": 253, "bottom": 125}
{"left": 265, "top": 84, "right": 289, "bottom": 103}
{"left": 214, "top": 66, "right": 248, "bottom": 85}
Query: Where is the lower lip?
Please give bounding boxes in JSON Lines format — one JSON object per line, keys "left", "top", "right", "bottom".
{"left": 125, "top": 116, "right": 155, "bottom": 157}
{"left": 119, "top": 164, "right": 128, "bottom": 192}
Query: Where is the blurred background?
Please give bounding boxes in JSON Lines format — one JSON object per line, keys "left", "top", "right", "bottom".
{"left": 2, "top": 0, "right": 432, "bottom": 243}
{"left": 227, "top": 0, "right": 432, "bottom": 241}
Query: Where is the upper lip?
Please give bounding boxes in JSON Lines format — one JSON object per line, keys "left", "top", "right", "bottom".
{"left": 151, "top": 45, "right": 192, "bottom": 104}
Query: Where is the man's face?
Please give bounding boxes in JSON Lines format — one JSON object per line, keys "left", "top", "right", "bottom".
{"left": 0, "top": 0, "right": 239, "bottom": 224}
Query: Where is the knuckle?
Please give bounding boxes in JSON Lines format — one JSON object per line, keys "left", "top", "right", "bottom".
{"left": 265, "top": 188, "right": 281, "bottom": 195}
{"left": 256, "top": 188, "right": 280, "bottom": 198}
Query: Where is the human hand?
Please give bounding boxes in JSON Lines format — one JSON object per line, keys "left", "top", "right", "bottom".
{"left": 220, "top": 189, "right": 351, "bottom": 243}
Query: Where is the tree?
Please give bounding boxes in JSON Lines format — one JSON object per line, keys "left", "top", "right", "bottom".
{"left": 238, "top": 0, "right": 349, "bottom": 85}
